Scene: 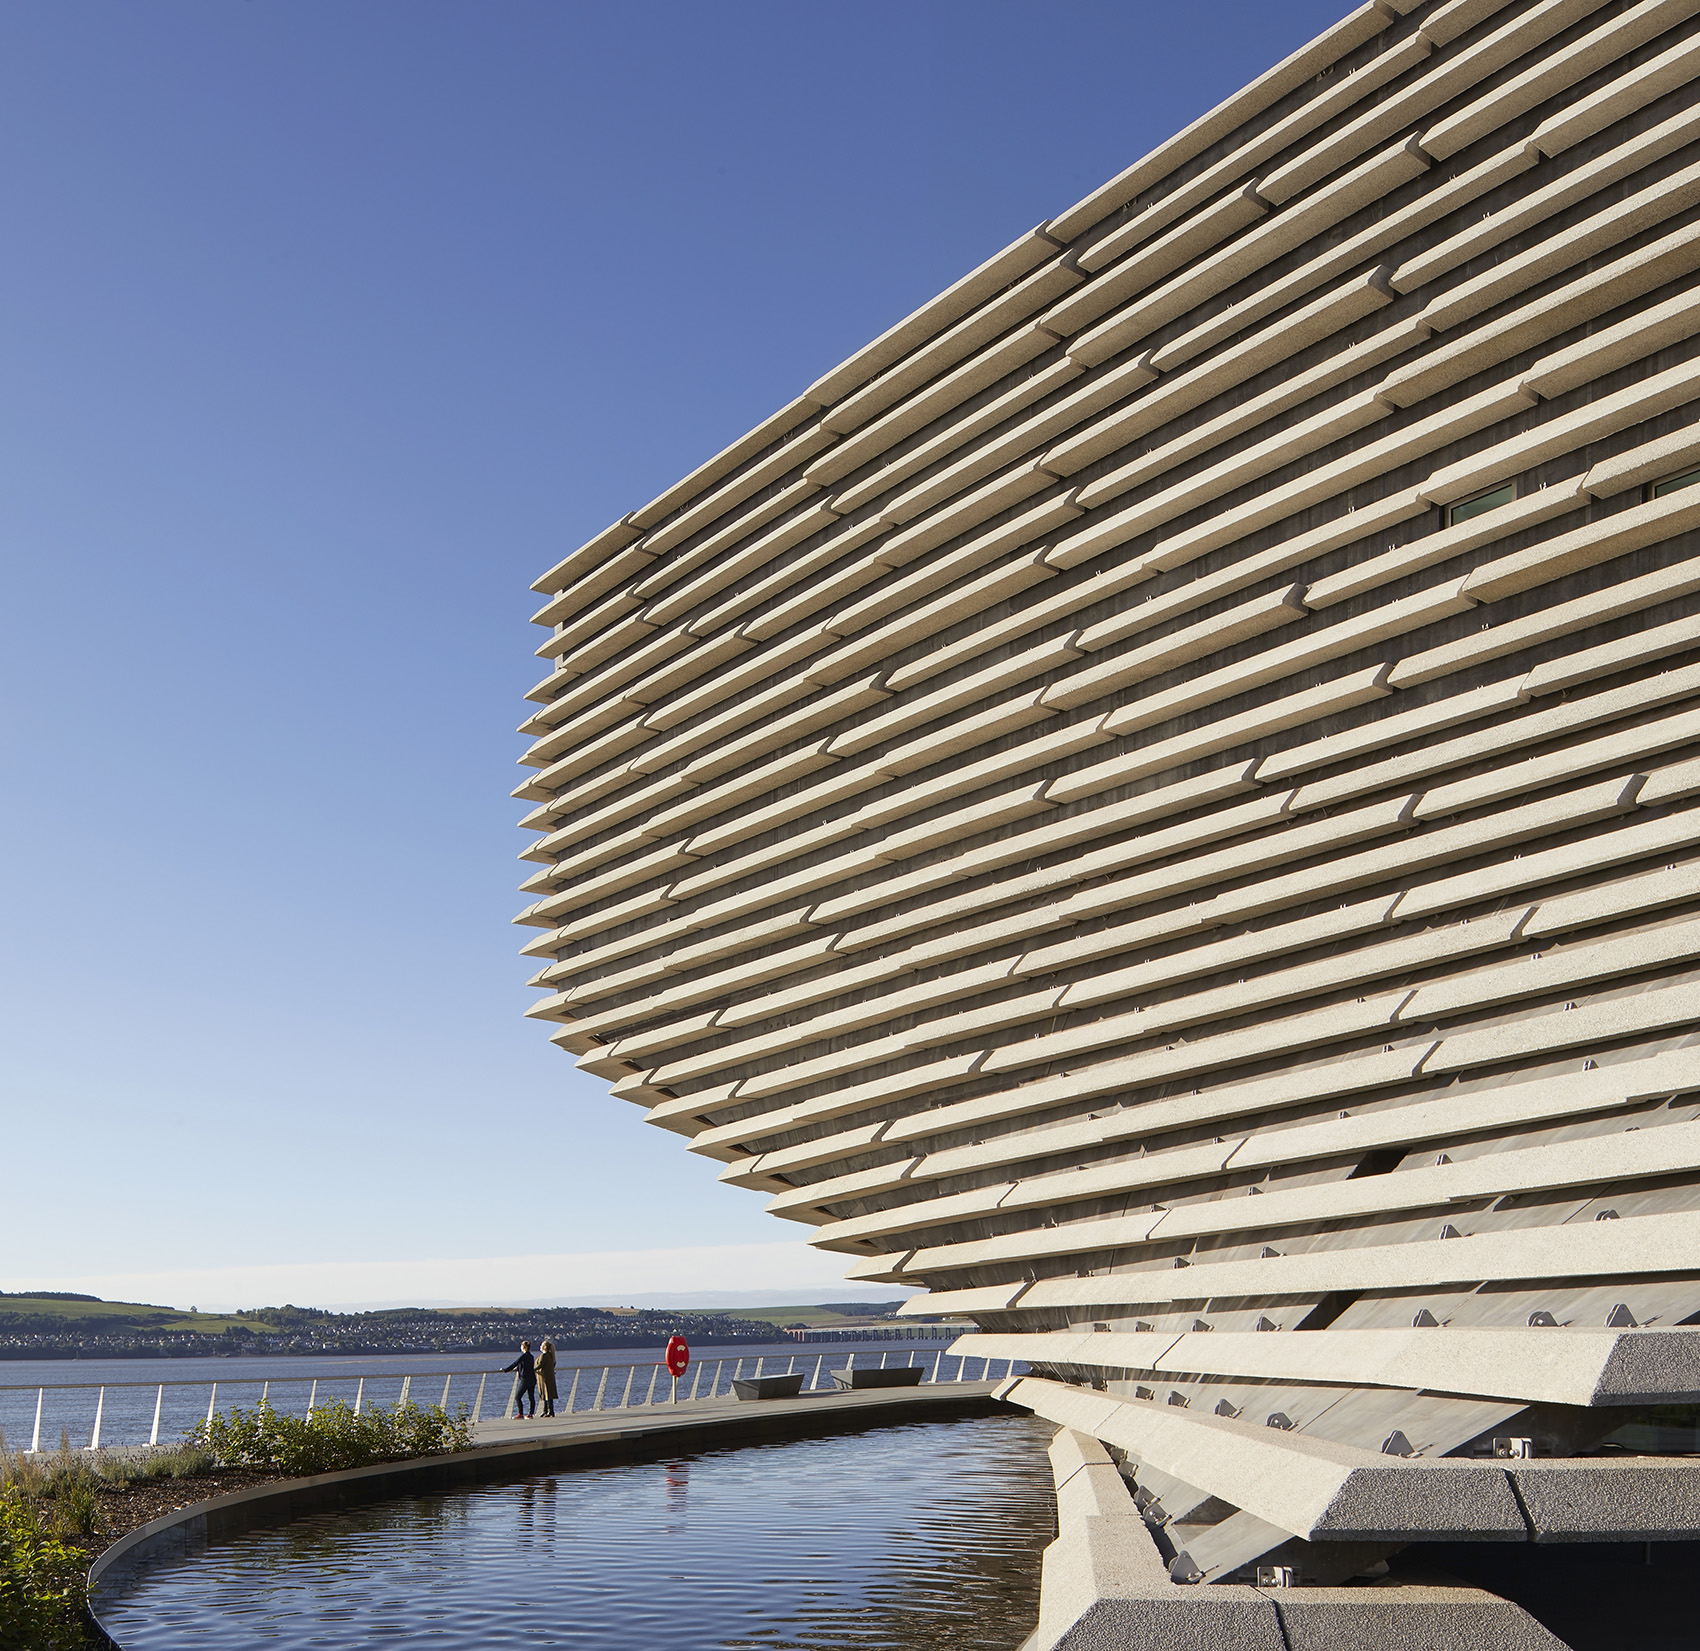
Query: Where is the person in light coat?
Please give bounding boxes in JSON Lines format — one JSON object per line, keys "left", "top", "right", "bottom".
{"left": 536, "top": 1339, "right": 559, "bottom": 1418}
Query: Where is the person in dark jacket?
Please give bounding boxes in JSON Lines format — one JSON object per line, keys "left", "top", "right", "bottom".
{"left": 504, "top": 1342, "right": 537, "bottom": 1419}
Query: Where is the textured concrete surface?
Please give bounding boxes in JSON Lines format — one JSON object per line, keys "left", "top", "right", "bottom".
{"left": 1510, "top": 1458, "right": 1700, "bottom": 1541}
{"left": 1032, "top": 1424, "right": 1572, "bottom": 1650}
{"left": 519, "top": 0, "right": 1700, "bottom": 1613}
{"left": 1016, "top": 1377, "right": 1527, "bottom": 1542}
{"left": 1271, "top": 1587, "right": 1571, "bottom": 1651}
{"left": 1035, "top": 1429, "right": 1284, "bottom": 1651}
{"left": 955, "top": 1325, "right": 1700, "bottom": 1407}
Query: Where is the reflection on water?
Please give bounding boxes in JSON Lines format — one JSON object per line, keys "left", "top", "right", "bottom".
{"left": 97, "top": 1413, "right": 1054, "bottom": 1650}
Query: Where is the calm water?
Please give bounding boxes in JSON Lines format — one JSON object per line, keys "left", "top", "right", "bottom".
{"left": 95, "top": 1413, "right": 1055, "bottom": 1650}
{"left": 0, "top": 1342, "right": 978, "bottom": 1451}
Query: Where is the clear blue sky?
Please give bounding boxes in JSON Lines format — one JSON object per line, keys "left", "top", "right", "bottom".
{"left": 0, "top": 0, "right": 1345, "bottom": 1309}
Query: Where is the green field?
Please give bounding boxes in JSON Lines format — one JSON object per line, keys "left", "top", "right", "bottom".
{"left": 0, "top": 1295, "right": 270, "bottom": 1334}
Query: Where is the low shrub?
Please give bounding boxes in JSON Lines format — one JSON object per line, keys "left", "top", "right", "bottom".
{"left": 2, "top": 1429, "right": 216, "bottom": 1501}
{"left": 50, "top": 1483, "right": 100, "bottom": 1540}
{"left": 191, "top": 1399, "right": 472, "bottom": 1477}
{"left": 0, "top": 1487, "right": 88, "bottom": 1651}
{"left": 0, "top": 1434, "right": 100, "bottom": 1510}
{"left": 145, "top": 1444, "right": 215, "bottom": 1481}
{"left": 0, "top": 1438, "right": 46, "bottom": 1504}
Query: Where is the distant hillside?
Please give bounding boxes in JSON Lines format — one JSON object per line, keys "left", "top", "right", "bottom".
{"left": 0, "top": 1294, "right": 946, "bottom": 1360}
{"left": 713, "top": 1301, "right": 911, "bottom": 1328}
{"left": 0, "top": 1293, "right": 266, "bottom": 1337}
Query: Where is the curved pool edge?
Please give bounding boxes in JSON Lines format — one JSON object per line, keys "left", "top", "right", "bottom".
{"left": 88, "top": 1380, "right": 1007, "bottom": 1638}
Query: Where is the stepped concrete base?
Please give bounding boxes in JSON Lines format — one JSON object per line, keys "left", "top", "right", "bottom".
{"left": 1035, "top": 1427, "right": 1571, "bottom": 1651}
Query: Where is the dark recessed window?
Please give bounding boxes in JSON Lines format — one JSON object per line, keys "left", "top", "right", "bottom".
{"left": 1651, "top": 467, "right": 1700, "bottom": 499}
{"left": 1446, "top": 483, "right": 1514, "bottom": 527}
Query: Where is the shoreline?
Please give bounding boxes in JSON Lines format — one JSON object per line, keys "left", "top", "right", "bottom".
{"left": 0, "top": 1330, "right": 958, "bottom": 1364}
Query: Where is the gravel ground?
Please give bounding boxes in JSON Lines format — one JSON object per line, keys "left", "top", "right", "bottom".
{"left": 69, "top": 1467, "right": 283, "bottom": 1561}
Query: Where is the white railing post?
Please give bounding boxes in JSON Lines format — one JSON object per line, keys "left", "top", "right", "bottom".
{"left": 754, "top": 1356, "right": 764, "bottom": 1379}
{"left": 507, "top": 1373, "right": 520, "bottom": 1417}
{"left": 880, "top": 1352, "right": 888, "bottom": 1369}
{"left": 687, "top": 1361, "right": 704, "bottom": 1401}
{"left": 30, "top": 1388, "right": 43, "bottom": 1454}
{"left": 149, "top": 1384, "right": 164, "bottom": 1447}
{"left": 473, "top": 1374, "right": 488, "bottom": 1423}
{"left": 931, "top": 1350, "right": 943, "bottom": 1383}
{"left": 260, "top": 1381, "right": 269, "bottom": 1406}
{"left": 206, "top": 1384, "right": 218, "bottom": 1429}
{"left": 566, "top": 1369, "right": 582, "bottom": 1413}
{"left": 354, "top": 1378, "right": 364, "bottom": 1416}
{"left": 644, "top": 1367, "right": 659, "bottom": 1406}
{"left": 307, "top": 1379, "right": 318, "bottom": 1416}
{"left": 732, "top": 1359, "right": 743, "bottom": 1384}
{"left": 593, "top": 1367, "right": 609, "bottom": 1411}
{"left": 440, "top": 1375, "right": 452, "bottom": 1410}
{"left": 398, "top": 1376, "right": 411, "bottom": 1410}
{"left": 88, "top": 1389, "right": 105, "bottom": 1452}
{"left": 619, "top": 1367, "right": 636, "bottom": 1408}
{"left": 811, "top": 1354, "right": 823, "bottom": 1391}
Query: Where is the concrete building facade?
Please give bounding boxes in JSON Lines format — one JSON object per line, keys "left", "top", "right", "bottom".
{"left": 519, "top": 1, "right": 1700, "bottom": 1641}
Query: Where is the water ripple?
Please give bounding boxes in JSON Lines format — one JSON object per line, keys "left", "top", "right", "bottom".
{"left": 98, "top": 1414, "right": 1055, "bottom": 1650}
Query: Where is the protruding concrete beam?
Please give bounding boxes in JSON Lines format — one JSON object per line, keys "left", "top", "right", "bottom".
{"left": 954, "top": 1326, "right": 1700, "bottom": 1408}
{"left": 1022, "top": 1377, "right": 1700, "bottom": 1547}
{"left": 1510, "top": 1459, "right": 1700, "bottom": 1543}
{"left": 1015, "top": 1379, "right": 1529, "bottom": 1543}
{"left": 1269, "top": 1586, "right": 1569, "bottom": 1650}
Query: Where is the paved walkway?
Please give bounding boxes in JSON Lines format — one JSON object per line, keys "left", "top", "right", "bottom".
{"left": 468, "top": 1380, "right": 1001, "bottom": 1451}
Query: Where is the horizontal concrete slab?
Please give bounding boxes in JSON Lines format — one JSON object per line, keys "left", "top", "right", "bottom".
{"left": 953, "top": 1326, "right": 1700, "bottom": 1407}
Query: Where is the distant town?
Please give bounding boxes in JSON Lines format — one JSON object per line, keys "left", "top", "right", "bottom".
{"left": 0, "top": 1292, "right": 952, "bottom": 1360}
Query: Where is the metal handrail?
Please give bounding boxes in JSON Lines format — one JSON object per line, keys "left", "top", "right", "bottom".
{"left": 0, "top": 1371, "right": 507, "bottom": 1393}
{"left": 0, "top": 1350, "right": 1017, "bottom": 1453}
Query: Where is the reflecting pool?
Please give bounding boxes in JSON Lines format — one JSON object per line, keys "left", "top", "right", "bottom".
{"left": 96, "top": 1412, "right": 1055, "bottom": 1649}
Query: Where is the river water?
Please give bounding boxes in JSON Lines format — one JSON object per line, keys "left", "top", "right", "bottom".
{"left": 0, "top": 1340, "right": 990, "bottom": 1451}
{"left": 94, "top": 1411, "right": 1056, "bottom": 1650}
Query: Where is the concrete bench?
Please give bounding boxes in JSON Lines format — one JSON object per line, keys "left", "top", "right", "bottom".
{"left": 732, "top": 1373, "right": 806, "bottom": 1401}
{"left": 832, "top": 1365, "right": 925, "bottom": 1391}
